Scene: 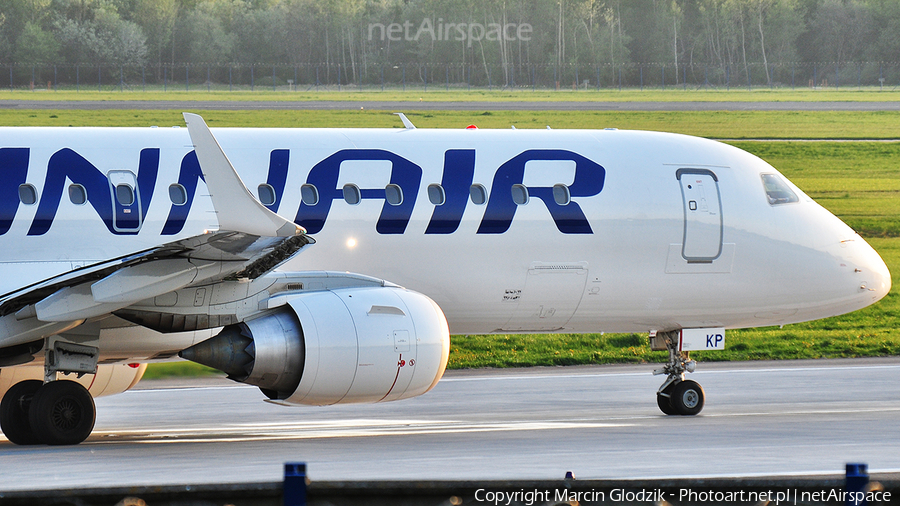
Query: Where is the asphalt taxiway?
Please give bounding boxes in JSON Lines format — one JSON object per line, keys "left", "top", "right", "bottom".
{"left": 0, "top": 358, "right": 898, "bottom": 492}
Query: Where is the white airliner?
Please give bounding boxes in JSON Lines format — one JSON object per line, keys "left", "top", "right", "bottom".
{"left": 0, "top": 113, "right": 890, "bottom": 445}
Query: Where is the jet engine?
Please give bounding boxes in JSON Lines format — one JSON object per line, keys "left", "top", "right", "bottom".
{"left": 179, "top": 286, "right": 450, "bottom": 404}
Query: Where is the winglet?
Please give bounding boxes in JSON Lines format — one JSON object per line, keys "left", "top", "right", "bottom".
{"left": 183, "top": 113, "right": 305, "bottom": 238}
{"left": 394, "top": 113, "right": 416, "bottom": 130}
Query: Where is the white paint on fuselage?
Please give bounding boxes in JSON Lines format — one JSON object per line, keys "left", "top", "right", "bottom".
{"left": 0, "top": 127, "right": 889, "bottom": 343}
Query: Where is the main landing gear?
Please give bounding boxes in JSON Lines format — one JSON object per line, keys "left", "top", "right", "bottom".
{"left": 0, "top": 340, "right": 98, "bottom": 445}
{"left": 651, "top": 330, "right": 705, "bottom": 416}
{"left": 0, "top": 380, "right": 95, "bottom": 445}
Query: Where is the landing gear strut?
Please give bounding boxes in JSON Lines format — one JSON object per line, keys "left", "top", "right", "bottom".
{"left": 652, "top": 330, "right": 705, "bottom": 416}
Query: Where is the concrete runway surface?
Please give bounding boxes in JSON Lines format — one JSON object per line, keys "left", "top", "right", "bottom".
{"left": 3, "top": 99, "right": 900, "bottom": 111}
{"left": 0, "top": 357, "right": 898, "bottom": 492}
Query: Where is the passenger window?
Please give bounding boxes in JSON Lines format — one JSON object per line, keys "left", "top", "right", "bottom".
{"left": 427, "top": 184, "right": 445, "bottom": 205}
{"left": 18, "top": 184, "right": 37, "bottom": 205}
{"left": 301, "top": 184, "right": 319, "bottom": 206}
{"left": 385, "top": 184, "right": 403, "bottom": 206}
{"left": 761, "top": 173, "right": 799, "bottom": 205}
{"left": 168, "top": 184, "right": 187, "bottom": 205}
{"left": 115, "top": 184, "right": 135, "bottom": 206}
{"left": 343, "top": 184, "right": 361, "bottom": 205}
{"left": 69, "top": 184, "right": 87, "bottom": 205}
{"left": 257, "top": 184, "right": 276, "bottom": 206}
{"left": 553, "top": 184, "right": 571, "bottom": 205}
{"left": 470, "top": 184, "right": 487, "bottom": 205}
{"left": 511, "top": 184, "right": 529, "bottom": 205}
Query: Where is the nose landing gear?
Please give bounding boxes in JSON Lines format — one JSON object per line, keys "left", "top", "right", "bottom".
{"left": 652, "top": 330, "right": 706, "bottom": 416}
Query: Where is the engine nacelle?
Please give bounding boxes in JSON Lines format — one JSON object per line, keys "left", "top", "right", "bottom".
{"left": 180, "top": 286, "right": 450, "bottom": 405}
{"left": 0, "top": 363, "right": 147, "bottom": 399}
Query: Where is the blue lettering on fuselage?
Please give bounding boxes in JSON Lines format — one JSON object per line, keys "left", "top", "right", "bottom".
{"left": 0, "top": 148, "right": 30, "bottom": 235}
{"left": 425, "top": 149, "right": 475, "bottom": 234}
{"left": 477, "top": 149, "right": 605, "bottom": 234}
{"left": 161, "top": 150, "right": 203, "bottom": 235}
{"left": 0, "top": 146, "right": 606, "bottom": 236}
{"left": 295, "top": 149, "right": 422, "bottom": 234}
{"left": 28, "top": 148, "right": 159, "bottom": 236}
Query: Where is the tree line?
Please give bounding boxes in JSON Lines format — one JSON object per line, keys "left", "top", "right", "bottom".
{"left": 2, "top": 0, "right": 900, "bottom": 87}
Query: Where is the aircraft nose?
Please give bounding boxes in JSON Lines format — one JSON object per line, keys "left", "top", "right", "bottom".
{"left": 849, "top": 238, "right": 892, "bottom": 304}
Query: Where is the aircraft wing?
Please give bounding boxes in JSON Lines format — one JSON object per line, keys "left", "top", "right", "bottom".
{"left": 0, "top": 113, "right": 314, "bottom": 350}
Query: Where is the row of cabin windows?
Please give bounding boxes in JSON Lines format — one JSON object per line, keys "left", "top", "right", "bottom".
{"left": 299, "top": 183, "right": 573, "bottom": 207}
{"left": 14, "top": 181, "right": 574, "bottom": 209}
{"left": 17, "top": 174, "right": 802, "bottom": 214}
{"left": 18, "top": 182, "right": 143, "bottom": 207}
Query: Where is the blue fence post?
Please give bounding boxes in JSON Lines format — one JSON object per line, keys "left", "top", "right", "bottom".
{"left": 845, "top": 463, "right": 868, "bottom": 506}
{"left": 283, "top": 463, "right": 307, "bottom": 506}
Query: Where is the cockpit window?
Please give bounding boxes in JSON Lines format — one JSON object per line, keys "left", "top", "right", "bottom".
{"left": 761, "top": 173, "right": 799, "bottom": 205}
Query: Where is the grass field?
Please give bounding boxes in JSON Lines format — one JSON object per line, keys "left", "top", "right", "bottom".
{"left": 2, "top": 106, "right": 896, "bottom": 376}
{"left": 6, "top": 109, "right": 900, "bottom": 140}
